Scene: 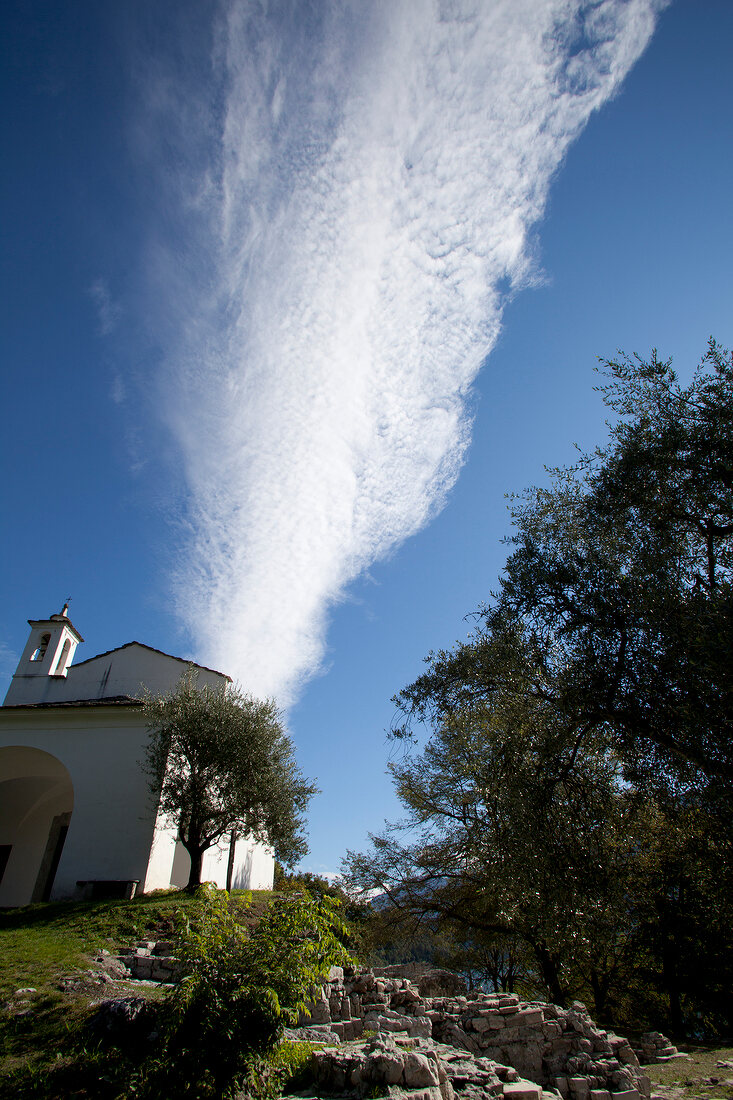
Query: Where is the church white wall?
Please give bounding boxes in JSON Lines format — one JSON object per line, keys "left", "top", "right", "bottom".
{"left": 0, "top": 624, "right": 281, "bottom": 906}
{"left": 167, "top": 835, "right": 275, "bottom": 891}
{"left": 67, "top": 646, "right": 229, "bottom": 703}
{"left": 143, "top": 814, "right": 181, "bottom": 893}
{"left": 0, "top": 708, "right": 158, "bottom": 902}
{"left": 0, "top": 709, "right": 276, "bottom": 904}
{"left": 5, "top": 642, "right": 229, "bottom": 708}
{"left": 202, "top": 840, "right": 232, "bottom": 886}
{"left": 230, "top": 836, "right": 275, "bottom": 890}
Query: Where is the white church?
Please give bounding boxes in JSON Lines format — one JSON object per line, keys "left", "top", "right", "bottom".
{"left": 0, "top": 606, "right": 275, "bottom": 907}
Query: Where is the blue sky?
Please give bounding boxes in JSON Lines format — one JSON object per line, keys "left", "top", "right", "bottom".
{"left": 2, "top": 0, "right": 732, "bottom": 877}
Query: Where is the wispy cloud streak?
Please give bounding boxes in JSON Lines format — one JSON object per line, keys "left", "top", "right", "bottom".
{"left": 142, "top": 0, "right": 665, "bottom": 703}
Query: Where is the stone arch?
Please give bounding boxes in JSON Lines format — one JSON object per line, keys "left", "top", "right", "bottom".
{"left": 0, "top": 746, "right": 74, "bottom": 907}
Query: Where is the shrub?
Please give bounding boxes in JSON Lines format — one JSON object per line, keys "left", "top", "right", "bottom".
{"left": 138, "top": 885, "right": 352, "bottom": 1099}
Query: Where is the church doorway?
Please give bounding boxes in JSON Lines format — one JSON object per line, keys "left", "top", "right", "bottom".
{"left": 0, "top": 746, "right": 74, "bottom": 907}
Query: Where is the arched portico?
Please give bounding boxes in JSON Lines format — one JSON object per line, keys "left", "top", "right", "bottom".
{"left": 0, "top": 746, "right": 74, "bottom": 907}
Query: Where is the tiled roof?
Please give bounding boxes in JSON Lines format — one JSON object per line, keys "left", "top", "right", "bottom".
{"left": 1, "top": 696, "right": 142, "bottom": 710}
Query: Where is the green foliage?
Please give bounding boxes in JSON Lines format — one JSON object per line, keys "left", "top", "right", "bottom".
{"left": 264, "top": 1039, "right": 321, "bottom": 1098}
{"left": 273, "top": 868, "right": 378, "bottom": 960}
{"left": 0, "top": 890, "right": 241, "bottom": 1097}
{"left": 344, "top": 342, "right": 733, "bottom": 1038}
{"left": 137, "top": 886, "right": 353, "bottom": 1099}
{"left": 0, "top": 890, "right": 275, "bottom": 1098}
{"left": 1, "top": 888, "right": 351, "bottom": 1099}
{"left": 345, "top": 693, "right": 646, "bottom": 1008}
{"left": 498, "top": 339, "right": 733, "bottom": 799}
{"left": 358, "top": 906, "right": 452, "bottom": 969}
{"left": 143, "top": 671, "right": 318, "bottom": 885}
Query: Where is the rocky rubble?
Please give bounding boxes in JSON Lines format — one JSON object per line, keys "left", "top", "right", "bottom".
{"left": 295, "top": 969, "right": 652, "bottom": 1100}
{"left": 95, "top": 946, "right": 654, "bottom": 1100}
{"left": 110, "top": 940, "right": 182, "bottom": 983}
{"left": 1, "top": 986, "right": 38, "bottom": 1018}
{"left": 633, "top": 1034, "right": 687, "bottom": 1066}
{"left": 373, "top": 966, "right": 469, "bottom": 999}
{"left": 310, "top": 1034, "right": 545, "bottom": 1100}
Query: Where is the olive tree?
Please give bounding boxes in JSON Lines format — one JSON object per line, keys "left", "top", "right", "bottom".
{"left": 144, "top": 671, "right": 317, "bottom": 888}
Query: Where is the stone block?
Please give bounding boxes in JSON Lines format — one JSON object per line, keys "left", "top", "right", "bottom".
{"left": 510, "top": 1041, "right": 545, "bottom": 1082}
{"left": 616, "top": 1047, "right": 639, "bottom": 1068}
{"left": 152, "top": 941, "right": 176, "bottom": 956}
{"left": 366, "top": 1050, "right": 404, "bottom": 1085}
{"left": 503, "top": 1082, "right": 542, "bottom": 1100}
{"left": 309, "top": 1003, "right": 332, "bottom": 1024}
{"left": 515, "top": 1009, "right": 544, "bottom": 1027}
{"left": 568, "top": 1077, "right": 590, "bottom": 1100}
{"left": 589, "top": 1092, "right": 611, "bottom": 1100}
{"left": 609, "top": 1092, "right": 639, "bottom": 1100}
{"left": 403, "top": 1053, "right": 441, "bottom": 1088}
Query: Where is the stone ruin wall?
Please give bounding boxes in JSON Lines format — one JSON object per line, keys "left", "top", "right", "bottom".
{"left": 104, "top": 944, "right": 687, "bottom": 1100}
{"left": 297, "top": 967, "right": 652, "bottom": 1100}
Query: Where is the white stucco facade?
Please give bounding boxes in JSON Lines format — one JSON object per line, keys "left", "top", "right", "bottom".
{"left": 0, "top": 608, "right": 275, "bottom": 907}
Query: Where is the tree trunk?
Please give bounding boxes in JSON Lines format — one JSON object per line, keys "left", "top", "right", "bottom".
{"left": 590, "top": 967, "right": 613, "bottom": 1025}
{"left": 226, "top": 829, "right": 238, "bottom": 891}
{"left": 185, "top": 844, "right": 205, "bottom": 890}
{"left": 534, "top": 941, "right": 568, "bottom": 1006}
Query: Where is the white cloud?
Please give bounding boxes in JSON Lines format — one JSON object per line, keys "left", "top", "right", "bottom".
{"left": 89, "top": 277, "right": 121, "bottom": 337}
{"left": 138, "top": 0, "right": 667, "bottom": 704}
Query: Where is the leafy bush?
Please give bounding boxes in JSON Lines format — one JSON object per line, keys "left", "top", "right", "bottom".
{"left": 138, "top": 885, "right": 352, "bottom": 1099}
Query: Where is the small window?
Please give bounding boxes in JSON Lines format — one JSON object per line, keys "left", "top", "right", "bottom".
{"left": 30, "top": 633, "right": 51, "bottom": 662}
{"left": 54, "top": 638, "right": 72, "bottom": 676}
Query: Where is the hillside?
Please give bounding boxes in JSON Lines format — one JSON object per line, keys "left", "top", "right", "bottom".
{"left": 0, "top": 889, "right": 272, "bottom": 1096}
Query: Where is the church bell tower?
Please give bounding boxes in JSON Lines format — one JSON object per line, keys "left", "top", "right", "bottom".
{"left": 4, "top": 604, "right": 84, "bottom": 705}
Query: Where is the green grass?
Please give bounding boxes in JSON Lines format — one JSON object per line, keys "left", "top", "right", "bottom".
{"left": 0, "top": 888, "right": 274, "bottom": 1097}
{"left": 645, "top": 1046, "right": 733, "bottom": 1100}
{"left": 0, "top": 888, "right": 273, "bottom": 997}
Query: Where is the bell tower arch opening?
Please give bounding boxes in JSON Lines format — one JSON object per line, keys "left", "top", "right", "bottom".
{"left": 0, "top": 746, "right": 74, "bottom": 907}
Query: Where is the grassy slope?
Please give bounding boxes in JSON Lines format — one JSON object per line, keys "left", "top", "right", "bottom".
{"left": 4, "top": 893, "right": 732, "bottom": 1099}
{"left": 646, "top": 1048, "right": 733, "bottom": 1100}
{"left": 0, "top": 889, "right": 272, "bottom": 1094}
